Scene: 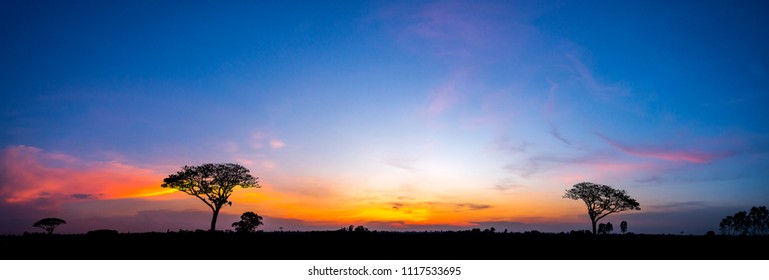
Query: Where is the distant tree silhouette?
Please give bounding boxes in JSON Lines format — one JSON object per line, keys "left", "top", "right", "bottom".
{"left": 33, "top": 218, "right": 66, "bottom": 234}
{"left": 620, "top": 221, "right": 628, "bottom": 234}
{"left": 162, "top": 163, "right": 260, "bottom": 231}
{"left": 232, "top": 212, "right": 263, "bottom": 233}
{"left": 354, "top": 225, "right": 369, "bottom": 232}
{"left": 719, "top": 206, "right": 769, "bottom": 235}
{"left": 563, "top": 182, "right": 640, "bottom": 234}
{"left": 605, "top": 222, "right": 613, "bottom": 234}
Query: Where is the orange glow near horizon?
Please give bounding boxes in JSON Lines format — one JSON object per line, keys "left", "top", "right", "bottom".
{"left": 2, "top": 145, "right": 588, "bottom": 230}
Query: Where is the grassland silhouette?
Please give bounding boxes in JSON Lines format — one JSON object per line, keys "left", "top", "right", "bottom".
{"left": 4, "top": 163, "right": 768, "bottom": 260}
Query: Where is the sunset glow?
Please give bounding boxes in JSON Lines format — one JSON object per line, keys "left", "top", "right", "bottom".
{"left": 2, "top": 0, "right": 768, "bottom": 235}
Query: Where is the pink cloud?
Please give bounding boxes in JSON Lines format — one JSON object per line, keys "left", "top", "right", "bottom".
{"left": 249, "top": 131, "right": 285, "bottom": 150}
{"left": 380, "top": 1, "right": 529, "bottom": 62}
{"left": 0, "top": 145, "right": 168, "bottom": 207}
{"left": 269, "top": 139, "right": 286, "bottom": 149}
{"left": 250, "top": 132, "right": 265, "bottom": 149}
{"left": 597, "top": 134, "right": 731, "bottom": 164}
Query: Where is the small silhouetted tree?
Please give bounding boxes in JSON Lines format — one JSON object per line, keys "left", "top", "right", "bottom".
{"left": 231, "top": 212, "right": 263, "bottom": 233}
{"left": 620, "top": 221, "right": 628, "bottom": 234}
{"left": 162, "top": 163, "right": 260, "bottom": 231}
{"left": 354, "top": 225, "right": 369, "bottom": 232}
{"left": 563, "top": 182, "right": 641, "bottom": 234}
{"left": 33, "top": 218, "right": 66, "bottom": 234}
{"left": 597, "top": 223, "right": 613, "bottom": 234}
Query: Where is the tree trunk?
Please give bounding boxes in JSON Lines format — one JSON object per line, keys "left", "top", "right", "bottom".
{"left": 591, "top": 219, "right": 597, "bottom": 235}
{"left": 210, "top": 208, "right": 220, "bottom": 232}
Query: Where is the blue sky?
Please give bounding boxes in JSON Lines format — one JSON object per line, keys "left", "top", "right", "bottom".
{"left": 1, "top": 0, "right": 768, "bottom": 234}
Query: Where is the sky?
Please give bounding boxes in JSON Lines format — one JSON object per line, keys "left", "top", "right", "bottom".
{"left": 1, "top": 0, "right": 768, "bottom": 235}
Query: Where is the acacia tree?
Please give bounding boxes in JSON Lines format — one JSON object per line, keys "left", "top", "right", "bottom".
{"left": 563, "top": 182, "right": 640, "bottom": 234}
{"left": 232, "top": 211, "right": 263, "bottom": 233}
{"left": 33, "top": 218, "right": 66, "bottom": 234}
{"left": 162, "top": 163, "right": 259, "bottom": 231}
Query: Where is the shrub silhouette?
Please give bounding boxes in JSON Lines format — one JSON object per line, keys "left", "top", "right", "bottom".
{"left": 598, "top": 222, "right": 613, "bottom": 234}
{"left": 232, "top": 212, "right": 264, "bottom": 233}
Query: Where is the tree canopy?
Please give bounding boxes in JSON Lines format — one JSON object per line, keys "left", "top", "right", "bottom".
{"left": 563, "top": 182, "right": 640, "bottom": 234}
{"left": 719, "top": 206, "right": 769, "bottom": 235}
{"left": 162, "top": 163, "right": 259, "bottom": 231}
{"left": 232, "top": 211, "right": 264, "bottom": 233}
{"left": 33, "top": 218, "right": 66, "bottom": 234}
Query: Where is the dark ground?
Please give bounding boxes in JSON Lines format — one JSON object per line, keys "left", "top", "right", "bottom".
{"left": 1, "top": 231, "right": 767, "bottom": 260}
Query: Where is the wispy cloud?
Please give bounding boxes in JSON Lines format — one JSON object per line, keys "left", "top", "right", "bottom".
{"left": 596, "top": 133, "right": 732, "bottom": 163}
{"left": 269, "top": 139, "right": 286, "bottom": 149}
{"left": 383, "top": 158, "right": 419, "bottom": 171}
{"left": 250, "top": 132, "right": 265, "bottom": 149}
{"left": 566, "top": 54, "right": 629, "bottom": 98}
{"left": 492, "top": 178, "right": 521, "bottom": 192}
{"left": 248, "top": 131, "right": 286, "bottom": 150}
{"left": 70, "top": 193, "right": 101, "bottom": 200}
{"left": 388, "top": 201, "right": 492, "bottom": 214}
{"left": 456, "top": 203, "right": 492, "bottom": 210}
{"left": 384, "top": 1, "right": 515, "bottom": 60}
{"left": 491, "top": 136, "right": 529, "bottom": 153}
{"left": 426, "top": 80, "right": 461, "bottom": 117}
{"left": 505, "top": 151, "right": 653, "bottom": 180}
{"left": 549, "top": 123, "right": 571, "bottom": 145}
{"left": 0, "top": 145, "right": 169, "bottom": 207}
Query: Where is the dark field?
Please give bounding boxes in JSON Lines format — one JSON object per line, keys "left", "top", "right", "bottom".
{"left": 1, "top": 231, "right": 766, "bottom": 260}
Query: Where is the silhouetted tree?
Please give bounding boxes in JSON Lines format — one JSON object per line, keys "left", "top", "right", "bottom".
{"left": 719, "top": 216, "right": 734, "bottom": 235}
{"left": 598, "top": 223, "right": 607, "bottom": 234}
{"left": 354, "top": 225, "right": 369, "bottom": 232}
{"left": 33, "top": 218, "right": 66, "bottom": 234}
{"left": 748, "top": 206, "right": 769, "bottom": 235}
{"left": 605, "top": 222, "right": 613, "bottom": 234}
{"left": 719, "top": 206, "right": 769, "bottom": 235}
{"left": 620, "top": 221, "right": 628, "bottom": 234}
{"left": 563, "top": 182, "right": 641, "bottom": 234}
{"left": 232, "top": 212, "right": 263, "bottom": 233}
{"left": 162, "top": 163, "right": 260, "bottom": 231}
